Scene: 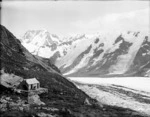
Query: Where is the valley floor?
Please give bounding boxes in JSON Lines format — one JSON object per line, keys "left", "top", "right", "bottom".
{"left": 69, "top": 77, "right": 150, "bottom": 116}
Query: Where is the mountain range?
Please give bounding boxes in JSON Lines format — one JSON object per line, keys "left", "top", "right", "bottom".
{"left": 1, "top": 25, "right": 149, "bottom": 116}
{"left": 21, "top": 30, "right": 150, "bottom": 77}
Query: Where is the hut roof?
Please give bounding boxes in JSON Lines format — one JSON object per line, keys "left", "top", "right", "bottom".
{"left": 25, "top": 78, "right": 39, "bottom": 84}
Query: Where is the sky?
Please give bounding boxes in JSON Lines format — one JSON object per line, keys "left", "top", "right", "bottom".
{"left": 1, "top": 1, "right": 150, "bottom": 38}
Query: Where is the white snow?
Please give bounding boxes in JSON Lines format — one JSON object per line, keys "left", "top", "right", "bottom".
{"left": 109, "top": 54, "right": 133, "bottom": 74}
{"left": 145, "top": 70, "right": 150, "bottom": 77}
{"left": 61, "top": 31, "right": 147, "bottom": 75}
{"left": 109, "top": 32, "right": 146, "bottom": 74}
{"left": 108, "top": 40, "right": 123, "bottom": 53}
{"left": 22, "top": 30, "right": 149, "bottom": 76}
{"left": 64, "top": 37, "right": 100, "bottom": 74}
{"left": 56, "top": 36, "right": 93, "bottom": 68}
{"left": 38, "top": 46, "right": 54, "bottom": 58}
{"left": 69, "top": 77, "right": 150, "bottom": 115}
{"left": 22, "top": 30, "right": 61, "bottom": 58}
{"left": 69, "top": 77, "right": 150, "bottom": 92}
{"left": 78, "top": 85, "right": 150, "bottom": 115}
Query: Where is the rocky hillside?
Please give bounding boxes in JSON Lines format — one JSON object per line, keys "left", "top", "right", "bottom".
{"left": 21, "top": 30, "right": 150, "bottom": 77}
{"left": 0, "top": 25, "right": 93, "bottom": 116}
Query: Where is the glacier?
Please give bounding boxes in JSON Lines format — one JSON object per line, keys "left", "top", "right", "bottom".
{"left": 69, "top": 77, "right": 150, "bottom": 115}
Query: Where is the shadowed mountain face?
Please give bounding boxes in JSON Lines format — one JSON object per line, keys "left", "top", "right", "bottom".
{"left": 130, "top": 36, "right": 150, "bottom": 76}
{"left": 22, "top": 30, "right": 150, "bottom": 77}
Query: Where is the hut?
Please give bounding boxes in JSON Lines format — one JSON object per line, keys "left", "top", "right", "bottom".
{"left": 23, "top": 78, "right": 40, "bottom": 90}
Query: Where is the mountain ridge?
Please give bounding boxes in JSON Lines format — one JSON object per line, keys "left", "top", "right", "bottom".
{"left": 21, "top": 30, "right": 150, "bottom": 77}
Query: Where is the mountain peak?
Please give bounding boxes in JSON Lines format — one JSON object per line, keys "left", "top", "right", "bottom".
{"left": 20, "top": 28, "right": 150, "bottom": 77}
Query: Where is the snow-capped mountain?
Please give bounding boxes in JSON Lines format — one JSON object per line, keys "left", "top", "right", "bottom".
{"left": 21, "top": 30, "right": 61, "bottom": 58}
{"left": 21, "top": 30, "right": 150, "bottom": 77}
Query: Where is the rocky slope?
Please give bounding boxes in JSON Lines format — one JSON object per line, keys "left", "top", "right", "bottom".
{"left": 21, "top": 30, "right": 150, "bottom": 77}
{"left": 1, "top": 25, "right": 148, "bottom": 116}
